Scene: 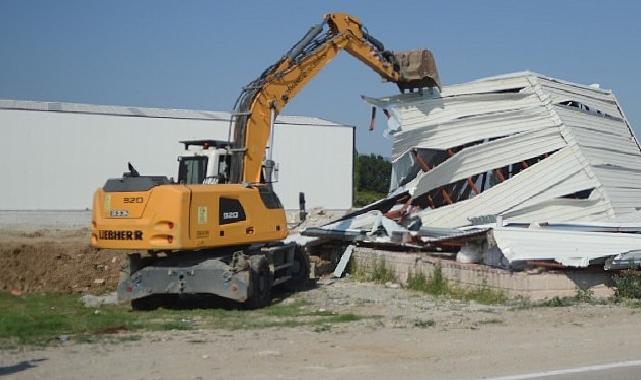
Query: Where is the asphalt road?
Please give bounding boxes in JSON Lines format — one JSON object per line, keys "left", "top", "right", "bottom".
{"left": 482, "top": 360, "right": 641, "bottom": 380}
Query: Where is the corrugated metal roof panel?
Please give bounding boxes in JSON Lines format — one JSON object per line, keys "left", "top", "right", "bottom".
{"left": 0, "top": 98, "right": 348, "bottom": 127}
{"left": 567, "top": 126, "right": 640, "bottom": 155}
{"left": 507, "top": 166, "right": 601, "bottom": 212}
{"left": 580, "top": 146, "right": 641, "bottom": 170}
{"left": 391, "top": 106, "right": 557, "bottom": 158}
{"left": 554, "top": 105, "right": 632, "bottom": 138}
{"left": 602, "top": 187, "right": 641, "bottom": 208}
{"left": 439, "top": 75, "right": 533, "bottom": 97}
{"left": 592, "top": 166, "right": 641, "bottom": 189}
{"left": 504, "top": 198, "right": 611, "bottom": 223}
{"left": 392, "top": 92, "right": 543, "bottom": 132}
{"left": 535, "top": 76, "right": 616, "bottom": 104}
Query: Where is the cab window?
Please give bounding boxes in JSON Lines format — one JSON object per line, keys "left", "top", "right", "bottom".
{"left": 178, "top": 157, "right": 208, "bottom": 184}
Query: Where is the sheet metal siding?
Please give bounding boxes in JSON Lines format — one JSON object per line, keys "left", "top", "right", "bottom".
{"left": 554, "top": 103, "right": 641, "bottom": 213}
{"left": 393, "top": 93, "right": 543, "bottom": 133}
{"left": 536, "top": 77, "right": 621, "bottom": 115}
{"left": 417, "top": 147, "right": 598, "bottom": 227}
{"left": 507, "top": 167, "right": 599, "bottom": 211}
{"left": 410, "top": 128, "right": 567, "bottom": 196}
{"left": 579, "top": 147, "right": 641, "bottom": 171}
{"left": 504, "top": 199, "right": 612, "bottom": 223}
{"left": 492, "top": 227, "right": 641, "bottom": 266}
{"left": 0, "top": 107, "right": 353, "bottom": 210}
{"left": 391, "top": 107, "right": 557, "bottom": 159}
{"left": 554, "top": 106, "right": 633, "bottom": 138}
{"left": 592, "top": 167, "right": 641, "bottom": 188}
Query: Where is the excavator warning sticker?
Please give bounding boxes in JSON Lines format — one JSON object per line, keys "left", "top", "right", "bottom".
{"left": 103, "top": 194, "right": 112, "bottom": 212}
{"left": 197, "top": 206, "right": 208, "bottom": 224}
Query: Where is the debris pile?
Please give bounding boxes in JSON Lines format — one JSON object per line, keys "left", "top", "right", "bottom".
{"left": 304, "top": 72, "right": 641, "bottom": 271}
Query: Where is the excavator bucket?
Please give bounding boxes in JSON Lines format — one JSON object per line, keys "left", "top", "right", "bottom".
{"left": 393, "top": 49, "right": 441, "bottom": 92}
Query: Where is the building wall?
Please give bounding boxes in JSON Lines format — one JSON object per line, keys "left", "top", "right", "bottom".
{"left": 271, "top": 122, "right": 354, "bottom": 210}
{"left": 0, "top": 108, "right": 353, "bottom": 210}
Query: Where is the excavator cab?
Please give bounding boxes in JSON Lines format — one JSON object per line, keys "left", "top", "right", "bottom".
{"left": 178, "top": 140, "right": 232, "bottom": 185}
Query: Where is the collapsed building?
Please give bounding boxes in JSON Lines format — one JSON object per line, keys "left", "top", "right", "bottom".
{"left": 303, "top": 72, "right": 641, "bottom": 271}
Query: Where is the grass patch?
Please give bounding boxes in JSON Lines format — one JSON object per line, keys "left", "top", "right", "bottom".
{"left": 614, "top": 270, "right": 641, "bottom": 299}
{"left": 511, "top": 288, "right": 616, "bottom": 309}
{"left": 0, "top": 293, "right": 366, "bottom": 348}
{"left": 406, "top": 266, "right": 508, "bottom": 305}
{"left": 538, "top": 296, "right": 577, "bottom": 307}
{"left": 350, "top": 259, "right": 397, "bottom": 284}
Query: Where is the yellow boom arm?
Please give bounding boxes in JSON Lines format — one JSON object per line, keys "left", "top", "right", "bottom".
{"left": 229, "top": 12, "right": 440, "bottom": 184}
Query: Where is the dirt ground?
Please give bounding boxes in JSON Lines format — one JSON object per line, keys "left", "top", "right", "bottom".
{"left": 0, "top": 208, "right": 343, "bottom": 294}
{"left": 0, "top": 229, "right": 125, "bottom": 294}
{"left": 2, "top": 226, "right": 641, "bottom": 379}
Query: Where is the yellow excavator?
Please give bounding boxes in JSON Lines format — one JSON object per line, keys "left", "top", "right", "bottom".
{"left": 91, "top": 12, "right": 440, "bottom": 308}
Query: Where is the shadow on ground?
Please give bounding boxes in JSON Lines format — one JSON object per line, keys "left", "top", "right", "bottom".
{"left": 0, "top": 358, "right": 47, "bottom": 377}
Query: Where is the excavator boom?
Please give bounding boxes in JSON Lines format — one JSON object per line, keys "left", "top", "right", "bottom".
{"left": 229, "top": 12, "right": 440, "bottom": 184}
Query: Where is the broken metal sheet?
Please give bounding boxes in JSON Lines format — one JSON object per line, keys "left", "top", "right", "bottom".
{"left": 490, "top": 226, "right": 641, "bottom": 267}
{"left": 301, "top": 210, "right": 408, "bottom": 243}
{"left": 417, "top": 227, "right": 490, "bottom": 243}
{"left": 532, "top": 221, "right": 641, "bottom": 233}
{"left": 417, "top": 147, "right": 603, "bottom": 228}
{"left": 284, "top": 232, "right": 319, "bottom": 247}
{"left": 536, "top": 76, "right": 622, "bottom": 117}
{"left": 409, "top": 127, "right": 567, "bottom": 196}
{"left": 555, "top": 105, "right": 634, "bottom": 140}
{"left": 502, "top": 198, "right": 612, "bottom": 223}
{"left": 580, "top": 147, "right": 641, "bottom": 171}
{"left": 389, "top": 108, "right": 558, "bottom": 160}
{"left": 604, "top": 250, "right": 641, "bottom": 270}
{"left": 333, "top": 245, "right": 354, "bottom": 278}
{"left": 366, "top": 71, "right": 641, "bottom": 228}
{"left": 337, "top": 191, "right": 409, "bottom": 222}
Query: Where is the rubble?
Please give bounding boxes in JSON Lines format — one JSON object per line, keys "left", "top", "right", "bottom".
{"left": 80, "top": 292, "right": 118, "bottom": 308}
{"left": 302, "top": 72, "right": 641, "bottom": 273}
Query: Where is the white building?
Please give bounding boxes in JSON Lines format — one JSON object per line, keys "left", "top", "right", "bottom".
{"left": 0, "top": 99, "right": 354, "bottom": 211}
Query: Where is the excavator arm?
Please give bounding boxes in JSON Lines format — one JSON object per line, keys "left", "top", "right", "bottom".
{"left": 229, "top": 12, "right": 441, "bottom": 184}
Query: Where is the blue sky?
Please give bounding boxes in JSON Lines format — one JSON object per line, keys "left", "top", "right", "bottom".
{"left": 1, "top": 1, "right": 640, "bottom": 155}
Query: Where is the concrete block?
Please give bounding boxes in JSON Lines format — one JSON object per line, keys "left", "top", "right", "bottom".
{"left": 352, "top": 247, "right": 614, "bottom": 300}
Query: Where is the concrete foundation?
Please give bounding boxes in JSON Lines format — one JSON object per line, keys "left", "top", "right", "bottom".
{"left": 352, "top": 247, "right": 615, "bottom": 300}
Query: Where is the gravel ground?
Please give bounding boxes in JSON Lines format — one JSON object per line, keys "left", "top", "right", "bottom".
{"left": 2, "top": 279, "right": 641, "bottom": 380}
{"left": 3, "top": 212, "right": 641, "bottom": 379}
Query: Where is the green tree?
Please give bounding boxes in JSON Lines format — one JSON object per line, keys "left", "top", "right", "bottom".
{"left": 354, "top": 154, "right": 391, "bottom": 207}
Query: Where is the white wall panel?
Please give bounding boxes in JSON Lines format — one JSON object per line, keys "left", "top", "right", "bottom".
{"left": 271, "top": 123, "right": 353, "bottom": 210}
{"left": 0, "top": 107, "right": 353, "bottom": 210}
